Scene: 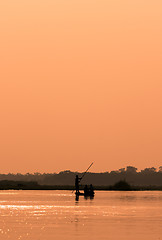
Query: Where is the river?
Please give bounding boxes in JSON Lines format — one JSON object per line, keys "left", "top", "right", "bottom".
{"left": 0, "top": 190, "right": 162, "bottom": 239}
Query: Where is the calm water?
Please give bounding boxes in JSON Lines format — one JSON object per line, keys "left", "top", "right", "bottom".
{"left": 0, "top": 190, "right": 162, "bottom": 240}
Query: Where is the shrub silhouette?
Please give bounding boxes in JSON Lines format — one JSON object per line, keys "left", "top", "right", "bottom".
{"left": 113, "top": 180, "right": 131, "bottom": 190}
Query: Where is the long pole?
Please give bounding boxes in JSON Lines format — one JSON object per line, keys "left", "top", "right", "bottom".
{"left": 80, "top": 162, "right": 94, "bottom": 183}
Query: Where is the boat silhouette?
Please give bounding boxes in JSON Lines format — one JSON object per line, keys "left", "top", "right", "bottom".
{"left": 74, "top": 163, "right": 95, "bottom": 199}
{"left": 75, "top": 190, "right": 95, "bottom": 197}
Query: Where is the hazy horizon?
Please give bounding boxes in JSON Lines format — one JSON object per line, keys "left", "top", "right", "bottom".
{"left": 1, "top": 165, "right": 162, "bottom": 175}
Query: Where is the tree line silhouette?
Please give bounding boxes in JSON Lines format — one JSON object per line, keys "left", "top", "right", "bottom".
{"left": 1, "top": 166, "right": 162, "bottom": 187}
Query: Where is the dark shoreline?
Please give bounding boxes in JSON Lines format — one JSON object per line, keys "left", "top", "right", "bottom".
{"left": 1, "top": 181, "right": 162, "bottom": 191}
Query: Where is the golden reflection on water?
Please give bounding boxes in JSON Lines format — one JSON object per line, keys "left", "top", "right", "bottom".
{"left": 0, "top": 191, "right": 162, "bottom": 240}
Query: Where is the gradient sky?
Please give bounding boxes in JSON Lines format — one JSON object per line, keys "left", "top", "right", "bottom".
{"left": 0, "top": 0, "right": 162, "bottom": 173}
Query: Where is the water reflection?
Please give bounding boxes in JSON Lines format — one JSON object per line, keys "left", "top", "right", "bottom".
{"left": 75, "top": 194, "right": 94, "bottom": 202}
{"left": 0, "top": 191, "right": 162, "bottom": 240}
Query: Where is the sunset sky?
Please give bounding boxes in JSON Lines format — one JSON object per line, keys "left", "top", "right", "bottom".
{"left": 0, "top": 0, "right": 162, "bottom": 173}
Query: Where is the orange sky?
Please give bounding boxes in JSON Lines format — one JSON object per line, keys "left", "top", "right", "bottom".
{"left": 0, "top": 0, "right": 162, "bottom": 173}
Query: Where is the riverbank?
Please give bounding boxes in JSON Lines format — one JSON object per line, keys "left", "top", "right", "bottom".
{"left": 1, "top": 180, "right": 162, "bottom": 191}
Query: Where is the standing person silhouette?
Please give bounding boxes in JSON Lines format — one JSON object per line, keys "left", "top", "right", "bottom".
{"left": 75, "top": 175, "right": 81, "bottom": 194}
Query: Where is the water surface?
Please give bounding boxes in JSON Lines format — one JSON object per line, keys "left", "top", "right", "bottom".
{"left": 0, "top": 190, "right": 162, "bottom": 240}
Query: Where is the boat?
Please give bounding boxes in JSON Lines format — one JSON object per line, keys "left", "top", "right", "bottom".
{"left": 75, "top": 191, "right": 95, "bottom": 197}
{"left": 74, "top": 162, "right": 95, "bottom": 199}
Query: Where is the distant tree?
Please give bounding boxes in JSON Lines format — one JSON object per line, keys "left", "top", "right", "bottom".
{"left": 113, "top": 180, "right": 131, "bottom": 190}
{"left": 34, "top": 172, "right": 41, "bottom": 176}
{"left": 141, "top": 167, "right": 156, "bottom": 173}
{"left": 63, "top": 170, "right": 72, "bottom": 173}
{"left": 151, "top": 167, "right": 156, "bottom": 172}
{"left": 110, "top": 171, "right": 119, "bottom": 174}
{"left": 59, "top": 170, "right": 72, "bottom": 174}
{"left": 159, "top": 166, "right": 162, "bottom": 172}
{"left": 118, "top": 168, "right": 125, "bottom": 173}
{"left": 25, "top": 173, "right": 30, "bottom": 175}
{"left": 126, "top": 166, "right": 137, "bottom": 173}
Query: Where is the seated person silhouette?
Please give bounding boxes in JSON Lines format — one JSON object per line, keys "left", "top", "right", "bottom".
{"left": 89, "top": 184, "right": 94, "bottom": 195}
{"left": 84, "top": 185, "right": 89, "bottom": 195}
